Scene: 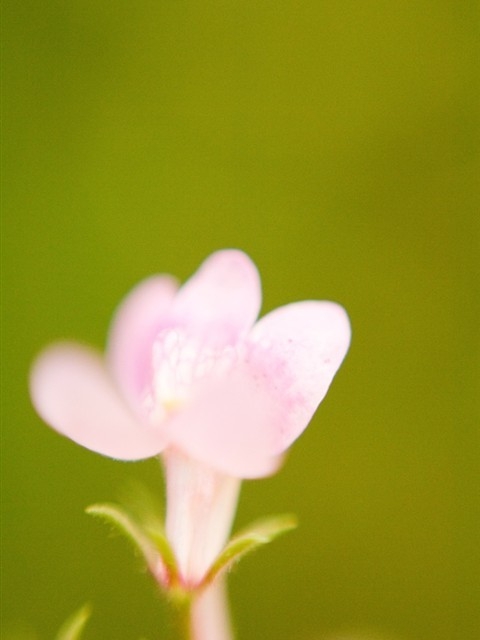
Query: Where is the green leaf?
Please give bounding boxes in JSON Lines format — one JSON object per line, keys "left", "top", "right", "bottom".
{"left": 86, "top": 502, "right": 177, "bottom": 587}
{"left": 113, "top": 482, "right": 178, "bottom": 581}
{"left": 55, "top": 604, "right": 92, "bottom": 640}
{"left": 204, "top": 513, "right": 298, "bottom": 585}
{"left": 145, "top": 526, "right": 178, "bottom": 578}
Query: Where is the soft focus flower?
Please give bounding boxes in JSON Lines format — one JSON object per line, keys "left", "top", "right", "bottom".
{"left": 30, "top": 249, "right": 351, "bottom": 585}
{"left": 30, "top": 249, "right": 350, "bottom": 477}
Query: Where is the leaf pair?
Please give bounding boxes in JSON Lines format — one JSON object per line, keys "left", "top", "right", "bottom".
{"left": 86, "top": 501, "right": 297, "bottom": 595}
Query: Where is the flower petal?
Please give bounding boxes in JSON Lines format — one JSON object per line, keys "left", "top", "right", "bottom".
{"left": 164, "top": 367, "right": 284, "bottom": 478}
{"left": 173, "top": 250, "right": 261, "bottom": 346}
{"left": 30, "top": 343, "right": 166, "bottom": 460}
{"left": 164, "top": 302, "right": 349, "bottom": 478}
{"left": 168, "top": 302, "right": 350, "bottom": 478}
{"left": 248, "top": 301, "right": 351, "bottom": 453}
{"left": 107, "top": 275, "right": 178, "bottom": 410}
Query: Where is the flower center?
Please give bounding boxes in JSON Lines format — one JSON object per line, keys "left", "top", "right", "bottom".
{"left": 145, "top": 327, "right": 238, "bottom": 422}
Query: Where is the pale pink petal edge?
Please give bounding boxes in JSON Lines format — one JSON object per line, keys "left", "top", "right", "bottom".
{"left": 30, "top": 342, "right": 166, "bottom": 460}
{"left": 107, "top": 275, "right": 178, "bottom": 411}
{"left": 248, "top": 300, "right": 351, "bottom": 453}
{"left": 173, "top": 250, "right": 262, "bottom": 344}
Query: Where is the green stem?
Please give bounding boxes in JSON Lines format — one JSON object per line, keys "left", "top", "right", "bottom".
{"left": 172, "top": 593, "right": 193, "bottom": 640}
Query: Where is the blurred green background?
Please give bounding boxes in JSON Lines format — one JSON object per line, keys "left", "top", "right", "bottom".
{"left": 2, "top": 1, "right": 478, "bottom": 639}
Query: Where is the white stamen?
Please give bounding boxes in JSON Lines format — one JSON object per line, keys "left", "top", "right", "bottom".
{"left": 145, "top": 328, "right": 241, "bottom": 423}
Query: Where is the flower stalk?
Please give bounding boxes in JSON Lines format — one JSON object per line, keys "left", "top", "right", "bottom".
{"left": 163, "top": 449, "right": 241, "bottom": 589}
{"left": 171, "top": 579, "right": 232, "bottom": 640}
{"left": 189, "top": 579, "right": 233, "bottom": 640}
{"left": 162, "top": 449, "right": 239, "bottom": 638}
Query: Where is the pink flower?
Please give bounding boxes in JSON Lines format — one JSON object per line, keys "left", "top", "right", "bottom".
{"left": 30, "top": 249, "right": 351, "bottom": 585}
{"left": 30, "top": 249, "right": 350, "bottom": 479}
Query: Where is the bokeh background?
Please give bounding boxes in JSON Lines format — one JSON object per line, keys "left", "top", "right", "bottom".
{"left": 2, "top": 2, "right": 478, "bottom": 639}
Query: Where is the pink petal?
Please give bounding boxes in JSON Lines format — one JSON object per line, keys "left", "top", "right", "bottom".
{"left": 30, "top": 343, "right": 166, "bottom": 460}
{"left": 248, "top": 301, "right": 351, "bottom": 453}
{"left": 164, "top": 301, "right": 349, "bottom": 478}
{"left": 173, "top": 250, "right": 261, "bottom": 346}
{"left": 164, "top": 367, "right": 284, "bottom": 478}
{"left": 107, "top": 275, "right": 178, "bottom": 411}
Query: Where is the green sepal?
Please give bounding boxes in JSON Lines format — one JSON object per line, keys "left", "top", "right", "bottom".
{"left": 145, "top": 526, "right": 179, "bottom": 581}
{"left": 204, "top": 513, "right": 298, "bottom": 586}
{"left": 86, "top": 502, "right": 178, "bottom": 587}
{"left": 55, "top": 604, "right": 92, "bottom": 640}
